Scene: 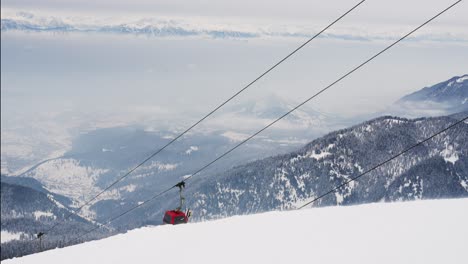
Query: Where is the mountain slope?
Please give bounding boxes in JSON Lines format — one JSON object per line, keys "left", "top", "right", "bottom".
{"left": 0, "top": 181, "right": 110, "bottom": 260}
{"left": 187, "top": 113, "right": 468, "bottom": 220}
{"left": 4, "top": 199, "right": 468, "bottom": 264}
{"left": 397, "top": 74, "right": 468, "bottom": 114}
{"left": 0, "top": 175, "right": 74, "bottom": 208}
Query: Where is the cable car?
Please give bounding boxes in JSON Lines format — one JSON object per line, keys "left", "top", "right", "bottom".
{"left": 163, "top": 210, "right": 189, "bottom": 225}
{"left": 163, "top": 181, "right": 192, "bottom": 225}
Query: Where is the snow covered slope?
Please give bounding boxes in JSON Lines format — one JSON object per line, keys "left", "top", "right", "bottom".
{"left": 5, "top": 199, "right": 467, "bottom": 264}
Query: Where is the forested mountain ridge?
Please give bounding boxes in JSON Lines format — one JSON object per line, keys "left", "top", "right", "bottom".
{"left": 0, "top": 180, "right": 111, "bottom": 260}
{"left": 188, "top": 113, "right": 468, "bottom": 219}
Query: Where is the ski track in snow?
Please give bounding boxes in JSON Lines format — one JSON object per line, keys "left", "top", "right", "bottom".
{"left": 5, "top": 199, "right": 467, "bottom": 264}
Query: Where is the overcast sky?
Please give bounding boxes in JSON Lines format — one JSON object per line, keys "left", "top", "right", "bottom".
{"left": 2, "top": 0, "right": 467, "bottom": 24}
{"left": 2, "top": 0, "right": 467, "bottom": 128}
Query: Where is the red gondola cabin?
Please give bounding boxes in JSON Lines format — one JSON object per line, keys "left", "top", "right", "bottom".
{"left": 163, "top": 181, "right": 191, "bottom": 225}
{"left": 163, "top": 210, "right": 188, "bottom": 225}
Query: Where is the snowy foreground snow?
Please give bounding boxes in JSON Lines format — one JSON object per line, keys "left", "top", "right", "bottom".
{"left": 5, "top": 199, "right": 468, "bottom": 264}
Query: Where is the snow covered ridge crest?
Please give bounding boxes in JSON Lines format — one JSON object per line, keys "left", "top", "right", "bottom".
{"left": 2, "top": 10, "right": 468, "bottom": 43}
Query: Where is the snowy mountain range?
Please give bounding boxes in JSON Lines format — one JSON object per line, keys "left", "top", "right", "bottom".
{"left": 2, "top": 10, "right": 467, "bottom": 42}
{"left": 187, "top": 113, "right": 467, "bottom": 220}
